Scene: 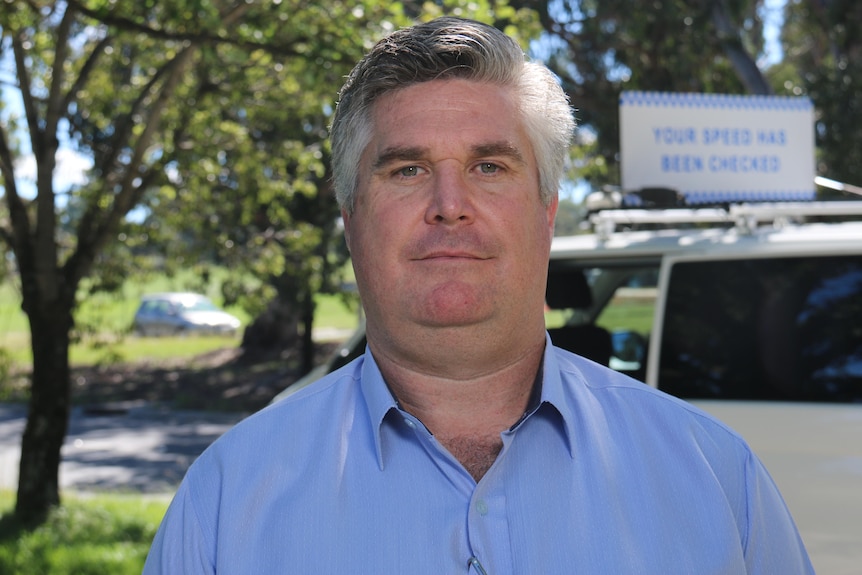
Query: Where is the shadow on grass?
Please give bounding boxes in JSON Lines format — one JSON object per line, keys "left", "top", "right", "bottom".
{"left": 3, "top": 341, "right": 342, "bottom": 414}
{"left": 70, "top": 342, "right": 340, "bottom": 414}
{"left": 0, "top": 509, "right": 33, "bottom": 543}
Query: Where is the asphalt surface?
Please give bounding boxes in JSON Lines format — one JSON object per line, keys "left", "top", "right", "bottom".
{"left": 0, "top": 402, "right": 245, "bottom": 494}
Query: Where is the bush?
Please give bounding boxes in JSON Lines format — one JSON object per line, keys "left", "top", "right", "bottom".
{"left": 0, "top": 492, "right": 169, "bottom": 575}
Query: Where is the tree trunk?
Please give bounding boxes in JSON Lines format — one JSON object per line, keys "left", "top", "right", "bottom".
{"left": 300, "top": 291, "right": 315, "bottom": 375}
{"left": 241, "top": 296, "right": 300, "bottom": 351}
{"left": 15, "top": 302, "right": 74, "bottom": 523}
{"left": 710, "top": 0, "right": 774, "bottom": 95}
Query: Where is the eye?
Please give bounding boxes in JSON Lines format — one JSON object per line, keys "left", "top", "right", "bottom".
{"left": 397, "top": 165, "right": 421, "bottom": 177}
{"left": 478, "top": 162, "right": 500, "bottom": 174}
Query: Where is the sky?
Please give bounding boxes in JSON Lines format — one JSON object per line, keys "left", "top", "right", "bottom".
{"left": 761, "top": 0, "right": 786, "bottom": 66}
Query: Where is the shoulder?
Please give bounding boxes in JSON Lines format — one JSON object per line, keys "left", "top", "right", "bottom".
{"left": 191, "top": 356, "right": 366, "bottom": 471}
{"left": 549, "top": 346, "right": 764, "bottom": 507}
{"left": 551, "top": 346, "right": 748, "bottom": 449}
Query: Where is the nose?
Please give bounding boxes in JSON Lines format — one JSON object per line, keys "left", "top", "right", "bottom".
{"left": 424, "top": 163, "right": 476, "bottom": 225}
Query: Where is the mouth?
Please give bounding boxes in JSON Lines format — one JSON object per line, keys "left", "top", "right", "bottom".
{"left": 408, "top": 232, "right": 497, "bottom": 263}
{"left": 414, "top": 251, "right": 489, "bottom": 261}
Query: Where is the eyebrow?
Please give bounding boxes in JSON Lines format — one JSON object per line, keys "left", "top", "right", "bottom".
{"left": 372, "top": 141, "right": 527, "bottom": 171}
{"left": 472, "top": 142, "right": 526, "bottom": 164}
{"left": 372, "top": 146, "right": 427, "bottom": 170}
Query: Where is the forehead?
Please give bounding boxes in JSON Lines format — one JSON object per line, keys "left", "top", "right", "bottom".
{"left": 366, "top": 79, "right": 528, "bottom": 155}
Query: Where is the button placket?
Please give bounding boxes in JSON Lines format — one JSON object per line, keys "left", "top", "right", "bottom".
{"left": 466, "top": 466, "right": 513, "bottom": 575}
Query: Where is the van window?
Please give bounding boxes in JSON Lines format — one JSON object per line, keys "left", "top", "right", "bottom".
{"left": 658, "top": 255, "right": 862, "bottom": 401}
{"left": 546, "top": 263, "right": 659, "bottom": 379}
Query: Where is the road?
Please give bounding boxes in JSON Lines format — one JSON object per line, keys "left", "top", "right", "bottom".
{"left": 695, "top": 400, "right": 862, "bottom": 575}
{"left": 0, "top": 402, "right": 245, "bottom": 493}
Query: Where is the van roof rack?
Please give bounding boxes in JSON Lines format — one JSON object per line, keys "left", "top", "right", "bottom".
{"left": 589, "top": 201, "right": 862, "bottom": 240}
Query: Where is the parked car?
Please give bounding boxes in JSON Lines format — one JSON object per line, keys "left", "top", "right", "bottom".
{"left": 132, "top": 292, "right": 241, "bottom": 337}
{"left": 274, "top": 196, "right": 862, "bottom": 574}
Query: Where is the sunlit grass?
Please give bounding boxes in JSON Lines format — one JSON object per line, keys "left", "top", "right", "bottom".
{"left": 0, "top": 331, "right": 244, "bottom": 368}
{"left": 70, "top": 334, "right": 244, "bottom": 365}
{"left": 0, "top": 277, "right": 359, "bottom": 369}
{"left": 0, "top": 490, "right": 169, "bottom": 575}
{"left": 545, "top": 300, "right": 656, "bottom": 336}
{"left": 597, "top": 299, "right": 656, "bottom": 335}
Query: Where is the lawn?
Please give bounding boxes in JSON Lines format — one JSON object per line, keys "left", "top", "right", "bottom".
{"left": 0, "top": 490, "right": 169, "bottom": 575}
{"left": 0, "top": 276, "right": 359, "bottom": 368}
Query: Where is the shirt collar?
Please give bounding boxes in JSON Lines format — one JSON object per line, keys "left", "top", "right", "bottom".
{"left": 358, "top": 333, "right": 578, "bottom": 468}
{"left": 534, "top": 332, "right": 578, "bottom": 458}
{"left": 358, "top": 348, "right": 400, "bottom": 470}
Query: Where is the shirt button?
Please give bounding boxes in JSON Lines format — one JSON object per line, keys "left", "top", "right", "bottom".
{"left": 475, "top": 500, "right": 489, "bottom": 516}
{"left": 403, "top": 419, "right": 416, "bottom": 428}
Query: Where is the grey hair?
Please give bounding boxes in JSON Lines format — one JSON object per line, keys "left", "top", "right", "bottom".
{"left": 330, "top": 17, "right": 575, "bottom": 213}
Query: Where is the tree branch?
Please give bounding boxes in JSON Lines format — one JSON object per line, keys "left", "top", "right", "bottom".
{"left": 12, "top": 36, "right": 42, "bottom": 164}
{"left": 0, "top": 124, "right": 31, "bottom": 254}
{"left": 63, "top": 166, "right": 162, "bottom": 286}
{"left": 61, "top": 35, "right": 113, "bottom": 114}
{"left": 96, "top": 56, "right": 174, "bottom": 178}
{"left": 66, "top": 0, "right": 305, "bottom": 57}
{"left": 70, "top": 42, "right": 199, "bottom": 286}
{"left": 118, "top": 45, "right": 198, "bottom": 194}
{"left": 710, "top": 0, "right": 773, "bottom": 95}
{"left": 45, "top": 6, "right": 75, "bottom": 139}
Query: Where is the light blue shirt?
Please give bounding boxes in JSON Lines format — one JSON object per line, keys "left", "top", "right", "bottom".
{"left": 144, "top": 336, "right": 813, "bottom": 574}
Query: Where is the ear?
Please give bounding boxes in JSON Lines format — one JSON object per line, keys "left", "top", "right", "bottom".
{"left": 546, "top": 194, "right": 559, "bottom": 240}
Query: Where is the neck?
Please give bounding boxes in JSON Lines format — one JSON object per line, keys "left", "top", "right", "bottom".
{"left": 373, "top": 334, "right": 545, "bottom": 480}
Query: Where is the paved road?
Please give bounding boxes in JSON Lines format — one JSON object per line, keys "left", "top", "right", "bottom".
{"left": 695, "top": 401, "right": 862, "bottom": 575}
{"left": 0, "top": 402, "right": 245, "bottom": 493}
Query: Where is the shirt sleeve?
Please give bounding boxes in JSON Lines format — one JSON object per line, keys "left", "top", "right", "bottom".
{"left": 742, "top": 449, "right": 815, "bottom": 574}
{"left": 142, "top": 479, "right": 216, "bottom": 575}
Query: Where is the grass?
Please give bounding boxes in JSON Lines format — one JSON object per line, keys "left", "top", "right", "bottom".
{"left": 0, "top": 490, "right": 169, "bottom": 575}
{"left": 314, "top": 293, "right": 361, "bottom": 331}
{"left": 545, "top": 299, "right": 656, "bottom": 337}
{"left": 0, "top": 278, "right": 359, "bottom": 368}
{"left": 596, "top": 299, "right": 656, "bottom": 336}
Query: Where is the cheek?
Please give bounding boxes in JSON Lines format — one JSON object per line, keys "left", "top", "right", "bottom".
{"left": 348, "top": 208, "right": 404, "bottom": 276}
{"left": 501, "top": 199, "right": 552, "bottom": 248}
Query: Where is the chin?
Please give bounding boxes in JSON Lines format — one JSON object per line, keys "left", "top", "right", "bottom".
{"left": 415, "top": 301, "right": 492, "bottom": 329}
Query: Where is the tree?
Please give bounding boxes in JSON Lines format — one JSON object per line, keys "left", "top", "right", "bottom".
{"left": 1, "top": 0, "right": 213, "bottom": 523}
{"left": 778, "top": 0, "right": 862, "bottom": 189}
{"left": 515, "top": 0, "right": 770, "bottom": 190}
{"left": 127, "top": 5, "right": 404, "bottom": 374}
{"left": 0, "top": 0, "right": 541, "bottom": 525}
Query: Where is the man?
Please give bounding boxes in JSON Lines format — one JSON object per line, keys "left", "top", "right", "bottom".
{"left": 144, "top": 17, "right": 813, "bottom": 574}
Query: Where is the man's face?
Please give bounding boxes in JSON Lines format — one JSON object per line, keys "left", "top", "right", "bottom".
{"left": 343, "top": 78, "right": 557, "bottom": 355}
